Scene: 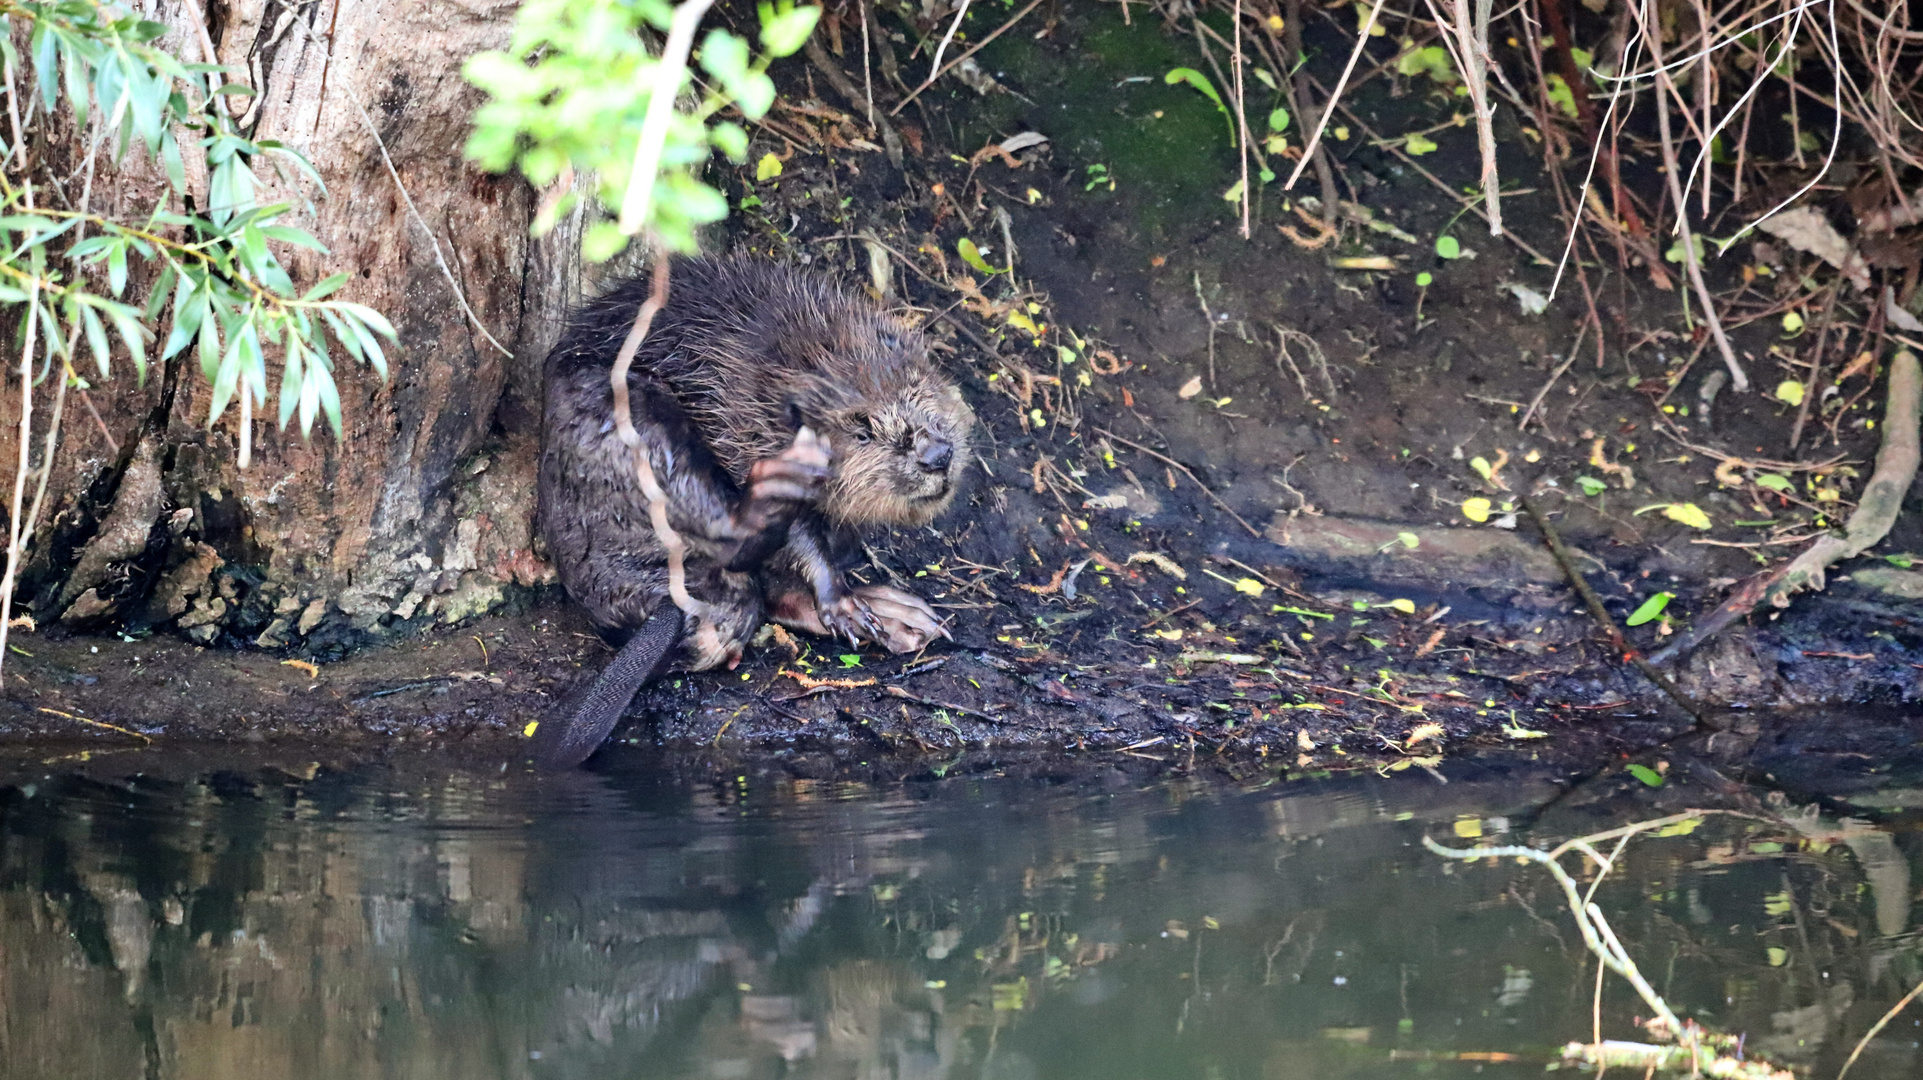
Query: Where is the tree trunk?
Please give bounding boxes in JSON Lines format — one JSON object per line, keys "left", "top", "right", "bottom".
{"left": 7, "top": 0, "right": 585, "bottom": 649}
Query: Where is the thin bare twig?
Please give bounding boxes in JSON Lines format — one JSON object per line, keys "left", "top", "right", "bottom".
{"left": 1420, "top": 0, "right": 1501, "bottom": 235}
{"left": 1095, "top": 427, "right": 1261, "bottom": 538}
{"left": 335, "top": 81, "right": 513, "bottom": 357}
{"left": 1232, "top": 0, "right": 1250, "bottom": 239}
{"left": 1788, "top": 279, "right": 1844, "bottom": 449}
{"left": 0, "top": 56, "right": 38, "bottom": 686}
{"left": 609, "top": 250, "right": 710, "bottom": 622}
{"left": 890, "top": 0, "right": 1046, "bottom": 116}
{"left": 1519, "top": 321, "right": 1587, "bottom": 431}
{"left": 1637, "top": 0, "right": 1748, "bottom": 392}
{"left": 926, "top": 0, "right": 973, "bottom": 87}
{"left": 1285, "top": 0, "right": 1383, "bottom": 193}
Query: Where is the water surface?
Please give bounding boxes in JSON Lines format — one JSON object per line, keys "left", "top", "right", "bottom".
{"left": 1, "top": 751, "right": 1919, "bottom": 1079}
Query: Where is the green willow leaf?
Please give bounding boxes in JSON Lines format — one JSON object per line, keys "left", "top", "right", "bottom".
{"left": 78, "top": 302, "right": 111, "bottom": 378}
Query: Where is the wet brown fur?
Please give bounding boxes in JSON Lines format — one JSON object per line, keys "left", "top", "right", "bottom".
{"left": 539, "top": 256, "right": 974, "bottom": 672}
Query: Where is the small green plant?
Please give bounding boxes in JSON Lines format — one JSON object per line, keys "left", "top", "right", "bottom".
{"left": 1624, "top": 763, "right": 1666, "bottom": 787}
{"left": 1434, "top": 234, "right": 1462, "bottom": 260}
{"left": 1084, "top": 162, "right": 1114, "bottom": 192}
{"left": 1164, "top": 67, "right": 1235, "bottom": 147}
{"left": 956, "top": 237, "right": 1007, "bottom": 275}
{"left": 1625, "top": 592, "right": 1674, "bottom": 627}
{"left": 1263, "top": 107, "right": 1291, "bottom": 155}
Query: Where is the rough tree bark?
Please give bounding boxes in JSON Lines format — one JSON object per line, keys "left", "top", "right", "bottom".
{"left": 3, "top": 0, "right": 590, "bottom": 650}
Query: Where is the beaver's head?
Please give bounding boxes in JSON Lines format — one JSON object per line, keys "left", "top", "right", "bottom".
{"left": 796, "top": 314, "right": 975, "bottom": 528}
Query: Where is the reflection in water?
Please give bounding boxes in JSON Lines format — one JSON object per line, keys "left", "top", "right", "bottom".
{"left": 0, "top": 756, "right": 1919, "bottom": 1079}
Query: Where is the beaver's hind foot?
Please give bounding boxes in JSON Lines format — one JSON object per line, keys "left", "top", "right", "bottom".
{"left": 770, "top": 584, "right": 948, "bottom": 653}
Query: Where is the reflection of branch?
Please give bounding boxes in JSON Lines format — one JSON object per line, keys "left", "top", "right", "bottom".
{"left": 1425, "top": 819, "right": 1692, "bottom": 1035}
{"left": 1840, "top": 974, "right": 1923, "bottom": 1080}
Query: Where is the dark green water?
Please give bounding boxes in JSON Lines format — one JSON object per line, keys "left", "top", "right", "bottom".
{"left": 1, "top": 752, "right": 1920, "bottom": 1079}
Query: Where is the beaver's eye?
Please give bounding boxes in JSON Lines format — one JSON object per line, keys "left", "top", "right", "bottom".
{"left": 851, "top": 414, "right": 874, "bottom": 443}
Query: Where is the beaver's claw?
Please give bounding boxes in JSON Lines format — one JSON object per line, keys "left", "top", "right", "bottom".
{"left": 821, "top": 585, "right": 948, "bottom": 653}
{"left": 773, "top": 584, "right": 950, "bottom": 654}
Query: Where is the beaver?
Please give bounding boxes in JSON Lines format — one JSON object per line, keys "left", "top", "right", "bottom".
{"left": 533, "top": 256, "right": 976, "bottom": 766}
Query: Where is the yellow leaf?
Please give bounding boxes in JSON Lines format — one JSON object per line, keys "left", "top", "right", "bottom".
{"left": 1461, "top": 497, "right": 1492, "bottom": 523}
{"left": 1406, "top": 722, "right": 1445, "bottom": 745}
{"left": 1774, "top": 379, "right": 1805, "bottom": 406}
{"left": 523, "top": 720, "right": 540, "bottom": 738}
{"left": 755, "top": 152, "right": 783, "bottom": 182}
{"left": 1007, "top": 309, "right": 1042, "bottom": 336}
{"left": 1388, "top": 598, "right": 1416, "bottom": 615}
{"left": 1663, "top": 502, "right": 1713, "bottom": 530}
{"left": 1452, "top": 817, "right": 1483, "bottom": 838}
{"left": 1782, "top": 309, "right": 1805, "bottom": 334}
{"left": 1654, "top": 816, "right": 1703, "bottom": 837}
{"left": 1235, "top": 577, "right": 1265, "bottom": 597}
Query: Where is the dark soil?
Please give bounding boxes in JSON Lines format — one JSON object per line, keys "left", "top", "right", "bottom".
{"left": 5, "top": 2, "right": 1923, "bottom": 773}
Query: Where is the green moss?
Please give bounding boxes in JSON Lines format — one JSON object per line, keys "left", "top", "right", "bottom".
{"left": 959, "top": 6, "right": 1255, "bottom": 237}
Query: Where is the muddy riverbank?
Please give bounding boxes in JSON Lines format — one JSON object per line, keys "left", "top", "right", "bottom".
{"left": 5, "top": 1, "right": 1923, "bottom": 769}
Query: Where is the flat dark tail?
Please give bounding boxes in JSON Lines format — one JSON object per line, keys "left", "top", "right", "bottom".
{"left": 531, "top": 607, "right": 684, "bottom": 768}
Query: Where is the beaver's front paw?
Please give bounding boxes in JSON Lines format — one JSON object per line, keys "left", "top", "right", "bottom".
{"left": 741, "top": 427, "right": 833, "bottom": 534}
{"left": 852, "top": 585, "right": 948, "bottom": 652}
{"left": 819, "top": 585, "right": 947, "bottom": 653}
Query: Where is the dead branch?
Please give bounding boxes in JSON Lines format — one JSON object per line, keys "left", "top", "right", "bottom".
{"left": 1649, "top": 351, "right": 1921, "bottom": 667}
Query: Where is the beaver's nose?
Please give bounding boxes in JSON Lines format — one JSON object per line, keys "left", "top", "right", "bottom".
{"left": 916, "top": 438, "right": 954, "bottom": 474}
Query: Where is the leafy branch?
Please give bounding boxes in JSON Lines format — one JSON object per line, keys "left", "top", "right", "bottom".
{"left": 0, "top": 0, "right": 397, "bottom": 443}
{"left": 463, "top": 0, "right": 822, "bottom": 259}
